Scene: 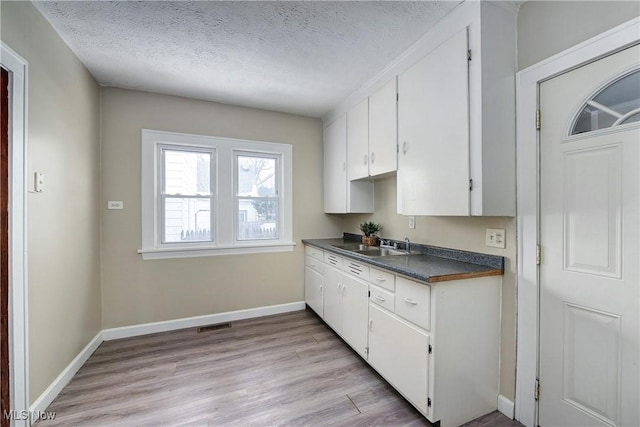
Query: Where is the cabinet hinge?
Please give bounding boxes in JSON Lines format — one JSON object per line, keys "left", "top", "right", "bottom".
{"left": 365, "top": 346, "right": 369, "bottom": 355}
{"left": 469, "top": 179, "right": 473, "bottom": 191}
{"left": 397, "top": 92, "right": 399, "bottom": 102}
{"left": 536, "top": 244, "right": 542, "bottom": 266}
{"left": 428, "top": 345, "right": 432, "bottom": 354}
{"left": 467, "top": 49, "right": 472, "bottom": 62}
{"left": 427, "top": 398, "right": 432, "bottom": 408}
{"left": 534, "top": 378, "right": 540, "bottom": 401}
{"left": 536, "top": 109, "right": 541, "bottom": 130}
{"left": 397, "top": 143, "right": 400, "bottom": 153}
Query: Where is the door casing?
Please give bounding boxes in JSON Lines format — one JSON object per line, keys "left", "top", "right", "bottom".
{"left": 0, "top": 42, "right": 29, "bottom": 427}
{"left": 515, "top": 17, "right": 640, "bottom": 427}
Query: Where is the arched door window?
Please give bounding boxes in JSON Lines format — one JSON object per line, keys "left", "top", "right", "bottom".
{"left": 571, "top": 69, "right": 640, "bottom": 135}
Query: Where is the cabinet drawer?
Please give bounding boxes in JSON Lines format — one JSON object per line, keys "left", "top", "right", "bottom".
{"left": 396, "top": 276, "right": 430, "bottom": 330}
{"left": 370, "top": 267, "right": 395, "bottom": 291}
{"left": 305, "top": 255, "right": 324, "bottom": 275}
{"left": 324, "top": 252, "right": 343, "bottom": 268}
{"left": 305, "top": 246, "right": 324, "bottom": 261}
{"left": 343, "top": 259, "right": 370, "bottom": 281}
{"left": 369, "top": 284, "right": 395, "bottom": 313}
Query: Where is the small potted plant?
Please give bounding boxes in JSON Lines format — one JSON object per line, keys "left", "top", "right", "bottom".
{"left": 359, "top": 221, "right": 381, "bottom": 246}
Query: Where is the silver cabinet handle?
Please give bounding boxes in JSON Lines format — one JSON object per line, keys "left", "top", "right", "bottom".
{"left": 371, "top": 152, "right": 376, "bottom": 163}
{"left": 375, "top": 295, "right": 386, "bottom": 302}
{"left": 320, "top": 285, "right": 323, "bottom": 294}
{"left": 375, "top": 276, "right": 386, "bottom": 282}
{"left": 402, "top": 141, "right": 408, "bottom": 155}
{"left": 369, "top": 319, "right": 373, "bottom": 331}
{"left": 404, "top": 297, "right": 418, "bottom": 305}
{"left": 363, "top": 154, "right": 368, "bottom": 165}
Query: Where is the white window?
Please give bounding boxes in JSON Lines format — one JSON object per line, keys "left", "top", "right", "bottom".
{"left": 140, "top": 129, "right": 294, "bottom": 260}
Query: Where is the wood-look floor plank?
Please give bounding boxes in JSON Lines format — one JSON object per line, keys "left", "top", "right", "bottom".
{"left": 37, "top": 309, "right": 523, "bottom": 427}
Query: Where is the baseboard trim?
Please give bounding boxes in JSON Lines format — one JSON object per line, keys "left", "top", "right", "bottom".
{"left": 498, "top": 394, "right": 515, "bottom": 419}
{"left": 102, "top": 301, "right": 306, "bottom": 341}
{"left": 29, "top": 332, "right": 102, "bottom": 423}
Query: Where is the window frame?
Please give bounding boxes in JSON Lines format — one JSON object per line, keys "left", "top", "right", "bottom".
{"left": 140, "top": 129, "right": 294, "bottom": 260}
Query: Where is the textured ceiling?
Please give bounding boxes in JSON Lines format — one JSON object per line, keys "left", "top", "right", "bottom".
{"left": 34, "top": 1, "right": 463, "bottom": 117}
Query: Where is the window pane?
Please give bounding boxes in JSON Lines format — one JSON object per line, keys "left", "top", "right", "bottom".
{"left": 164, "top": 149, "right": 211, "bottom": 195}
{"left": 571, "top": 70, "right": 640, "bottom": 135}
{"left": 237, "top": 155, "right": 277, "bottom": 197}
{"left": 163, "top": 197, "right": 212, "bottom": 243}
{"left": 237, "top": 199, "right": 278, "bottom": 240}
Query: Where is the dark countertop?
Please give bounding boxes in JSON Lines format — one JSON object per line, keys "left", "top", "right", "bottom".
{"left": 302, "top": 237, "right": 504, "bottom": 284}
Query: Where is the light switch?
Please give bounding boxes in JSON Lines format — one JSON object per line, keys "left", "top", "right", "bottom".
{"left": 486, "top": 228, "right": 506, "bottom": 249}
{"left": 107, "top": 201, "right": 124, "bottom": 210}
{"left": 34, "top": 172, "right": 44, "bottom": 192}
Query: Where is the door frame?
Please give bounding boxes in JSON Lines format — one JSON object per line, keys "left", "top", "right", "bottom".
{"left": 0, "top": 42, "right": 29, "bottom": 427}
{"left": 515, "top": 17, "right": 640, "bottom": 427}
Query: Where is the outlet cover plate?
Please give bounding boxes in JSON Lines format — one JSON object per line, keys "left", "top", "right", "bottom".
{"left": 486, "top": 228, "right": 506, "bottom": 249}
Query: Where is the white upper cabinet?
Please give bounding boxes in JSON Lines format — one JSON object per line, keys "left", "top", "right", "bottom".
{"left": 347, "top": 98, "right": 370, "bottom": 181}
{"left": 397, "top": 2, "right": 516, "bottom": 216}
{"left": 323, "top": 114, "right": 374, "bottom": 214}
{"left": 369, "top": 78, "right": 398, "bottom": 177}
{"left": 347, "top": 80, "right": 398, "bottom": 182}
{"left": 398, "top": 29, "right": 470, "bottom": 216}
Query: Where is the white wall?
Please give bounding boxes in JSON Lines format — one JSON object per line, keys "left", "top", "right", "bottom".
{"left": 0, "top": 1, "right": 102, "bottom": 403}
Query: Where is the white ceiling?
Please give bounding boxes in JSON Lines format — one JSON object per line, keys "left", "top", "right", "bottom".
{"left": 34, "top": 1, "right": 463, "bottom": 117}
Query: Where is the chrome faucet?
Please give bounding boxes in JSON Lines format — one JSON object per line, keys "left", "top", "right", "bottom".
{"left": 405, "top": 237, "right": 410, "bottom": 254}
{"left": 380, "top": 239, "right": 398, "bottom": 250}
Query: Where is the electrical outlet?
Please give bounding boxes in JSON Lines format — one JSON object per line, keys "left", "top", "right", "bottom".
{"left": 486, "top": 228, "right": 506, "bottom": 249}
{"left": 409, "top": 216, "right": 415, "bottom": 229}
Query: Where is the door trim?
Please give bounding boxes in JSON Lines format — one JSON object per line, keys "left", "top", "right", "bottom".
{"left": 0, "top": 42, "right": 29, "bottom": 427}
{"left": 515, "top": 17, "right": 640, "bottom": 427}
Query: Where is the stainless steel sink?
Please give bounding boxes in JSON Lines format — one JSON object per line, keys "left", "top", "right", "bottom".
{"left": 331, "top": 243, "right": 409, "bottom": 257}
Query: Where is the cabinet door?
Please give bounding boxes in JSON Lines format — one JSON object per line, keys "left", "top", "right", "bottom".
{"left": 368, "top": 304, "right": 429, "bottom": 413}
{"left": 341, "top": 274, "right": 369, "bottom": 359}
{"left": 369, "top": 78, "right": 397, "bottom": 177}
{"left": 323, "top": 265, "right": 343, "bottom": 332}
{"left": 304, "top": 266, "right": 323, "bottom": 316}
{"left": 347, "top": 98, "right": 370, "bottom": 181}
{"left": 397, "top": 28, "right": 470, "bottom": 215}
{"left": 323, "top": 115, "right": 347, "bottom": 213}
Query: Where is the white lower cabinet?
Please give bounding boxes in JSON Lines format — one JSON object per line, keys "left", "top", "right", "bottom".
{"left": 323, "top": 260, "right": 369, "bottom": 359}
{"left": 304, "top": 266, "right": 323, "bottom": 317}
{"left": 304, "top": 247, "right": 324, "bottom": 317}
{"left": 340, "top": 274, "right": 369, "bottom": 359}
{"left": 303, "top": 245, "right": 500, "bottom": 427}
{"left": 368, "top": 303, "right": 429, "bottom": 413}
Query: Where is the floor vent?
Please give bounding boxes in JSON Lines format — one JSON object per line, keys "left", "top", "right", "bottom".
{"left": 197, "top": 322, "right": 232, "bottom": 333}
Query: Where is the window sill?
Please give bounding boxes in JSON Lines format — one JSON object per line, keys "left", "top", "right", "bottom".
{"left": 138, "top": 242, "right": 296, "bottom": 260}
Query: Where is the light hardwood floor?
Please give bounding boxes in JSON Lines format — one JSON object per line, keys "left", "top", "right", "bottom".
{"left": 38, "top": 309, "right": 523, "bottom": 426}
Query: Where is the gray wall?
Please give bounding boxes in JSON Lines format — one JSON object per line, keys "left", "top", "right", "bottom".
{"left": 0, "top": 1, "right": 102, "bottom": 403}
{"left": 518, "top": 1, "right": 639, "bottom": 70}
{"left": 100, "top": 88, "right": 341, "bottom": 328}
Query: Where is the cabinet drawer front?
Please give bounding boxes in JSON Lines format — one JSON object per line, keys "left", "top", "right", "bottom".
{"left": 343, "top": 259, "right": 370, "bottom": 280}
{"left": 369, "top": 284, "right": 395, "bottom": 313}
{"left": 305, "top": 255, "right": 324, "bottom": 275}
{"left": 370, "top": 267, "right": 395, "bottom": 291}
{"left": 396, "top": 277, "right": 431, "bottom": 330}
{"left": 324, "top": 252, "right": 343, "bottom": 268}
{"left": 305, "top": 246, "right": 324, "bottom": 261}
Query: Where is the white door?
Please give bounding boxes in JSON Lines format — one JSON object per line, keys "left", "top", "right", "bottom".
{"left": 347, "top": 98, "right": 369, "bottom": 181}
{"left": 369, "top": 78, "right": 397, "bottom": 177}
{"left": 323, "top": 115, "right": 347, "bottom": 213}
{"left": 539, "top": 45, "right": 639, "bottom": 427}
{"left": 304, "top": 266, "right": 323, "bottom": 317}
